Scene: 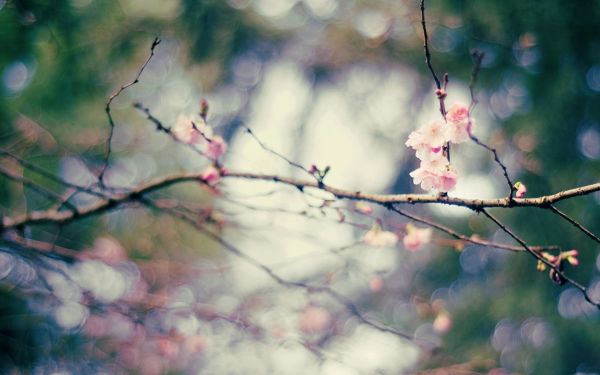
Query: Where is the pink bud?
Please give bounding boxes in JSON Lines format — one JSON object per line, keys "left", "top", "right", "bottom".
{"left": 206, "top": 136, "right": 228, "bottom": 161}
{"left": 201, "top": 166, "right": 220, "bottom": 185}
{"left": 355, "top": 202, "right": 373, "bottom": 215}
{"left": 369, "top": 275, "right": 384, "bottom": 292}
{"left": 515, "top": 182, "right": 527, "bottom": 198}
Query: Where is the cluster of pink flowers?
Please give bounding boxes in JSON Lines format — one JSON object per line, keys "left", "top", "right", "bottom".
{"left": 172, "top": 114, "right": 228, "bottom": 162}
{"left": 172, "top": 113, "right": 228, "bottom": 186}
{"left": 363, "top": 222, "right": 432, "bottom": 252}
{"left": 538, "top": 249, "right": 579, "bottom": 271}
{"left": 405, "top": 104, "right": 473, "bottom": 192}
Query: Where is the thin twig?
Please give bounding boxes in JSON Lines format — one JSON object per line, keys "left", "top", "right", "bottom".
{"left": 0, "top": 149, "right": 108, "bottom": 199}
{"left": 0, "top": 167, "right": 78, "bottom": 211}
{"left": 140, "top": 198, "right": 420, "bottom": 343}
{"left": 469, "top": 134, "right": 515, "bottom": 197}
{"left": 468, "top": 50, "right": 485, "bottom": 112}
{"left": 466, "top": 50, "right": 515, "bottom": 197}
{"left": 548, "top": 204, "right": 600, "bottom": 245}
{"left": 98, "top": 37, "right": 161, "bottom": 184}
{"left": 480, "top": 209, "right": 599, "bottom": 308}
{"left": 243, "top": 126, "right": 315, "bottom": 178}
{"left": 133, "top": 102, "right": 209, "bottom": 159}
{"left": 420, "top": 0, "right": 440, "bottom": 89}
{"left": 388, "top": 204, "right": 558, "bottom": 253}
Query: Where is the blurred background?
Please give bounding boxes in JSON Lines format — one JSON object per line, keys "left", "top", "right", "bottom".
{"left": 1, "top": 0, "right": 600, "bottom": 374}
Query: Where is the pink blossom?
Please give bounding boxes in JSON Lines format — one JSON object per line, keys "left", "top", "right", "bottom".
{"left": 184, "top": 335, "right": 206, "bottom": 353}
{"left": 369, "top": 275, "right": 384, "bottom": 292}
{"left": 405, "top": 130, "right": 433, "bottom": 160}
{"left": 402, "top": 224, "right": 432, "bottom": 252}
{"left": 438, "top": 168, "right": 458, "bottom": 192}
{"left": 201, "top": 166, "right": 220, "bottom": 185}
{"left": 420, "top": 120, "right": 447, "bottom": 149}
{"left": 409, "top": 166, "right": 440, "bottom": 191}
{"left": 355, "top": 201, "right": 373, "bottom": 215}
{"left": 515, "top": 181, "right": 527, "bottom": 198}
{"left": 157, "top": 337, "right": 179, "bottom": 360}
{"left": 405, "top": 121, "right": 447, "bottom": 160}
{"left": 298, "top": 306, "right": 331, "bottom": 334}
{"left": 446, "top": 104, "right": 469, "bottom": 124}
{"left": 445, "top": 117, "right": 473, "bottom": 144}
{"left": 206, "top": 136, "right": 228, "bottom": 160}
{"left": 172, "top": 115, "right": 201, "bottom": 144}
{"left": 172, "top": 115, "right": 214, "bottom": 145}
{"left": 363, "top": 226, "right": 398, "bottom": 247}
{"left": 433, "top": 311, "right": 452, "bottom": 334}
{"left": 86, "top": 236, "right": 126, "bottom": 264}
{"left": 409, "top": 156, "right": 457, "bottom": 192}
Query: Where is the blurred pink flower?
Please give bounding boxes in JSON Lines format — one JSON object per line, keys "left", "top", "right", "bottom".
{"left": 172, "top": 115, "right": 200, "bottom": 144}
{"left": 433, "top": 311, "right": 452, "bottom": 334}
{"left": 298, "top": 306, "right": 331, "bottom": 334}
{"left": 206, "top": 136, "right": 228, "bottom": 160}
{"left": 201, "top": 166, "right": 220, "bottom": 185}
{"left": 446, "top": 103, "right": 469, "bottom": 124}
{"left": 87, "top": 236, "right": 126, "bottom": 264}
{"left": 157, "top": 337, "right": 179, "bottom": 360}
{"left": 445, "top": 117, "right": 473, "bottom": 144}
{"left": 369, "top": 275, "right": 384, "bottom": 292}
{"left": 355, "top": 201, "right": 373, "bottom": 215}
{"left": 402, "top": 224, "right": 432, "bottom": 252}
{"left": 363, "top": 226, "right": 398, "bottom": 247}
{"left": 184, "top": 335, "right": 206, "bottom": 353}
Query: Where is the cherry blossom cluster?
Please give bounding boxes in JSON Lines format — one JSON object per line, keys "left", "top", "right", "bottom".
{"left": 359, "top": 203, "right": 432, "bottom": 251}
{"left": 405, "top": 104, "right": 473, "bottom": 192}
{"left": 172, "top": 111, "right": 228, "bottom": 185}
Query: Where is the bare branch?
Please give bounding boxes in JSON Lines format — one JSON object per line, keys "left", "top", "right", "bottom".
{"left": 3, "top": 170, "right": 600, "bottom": 230}
{"left": 480, "top": 209, "right": 599, "bottom": 308}
{"left": 98, "top": 37, "right": 161, "bottom": 184}
{"left": 465, "top": 50, "right": 515, "bottom": 197}
{"left": 548, "top": 204, "right": 600, "bottom": 245}
{"left": 420, "top": 0, "right": 440, "bottom": 90}
{"left": 388, "top": 204, "right": 558, "bottom": 253}
{"left": 243, "top": 126, "right": 315, "bottom": 178}
{"left": 133, "top": 102, "right": 209, "bottom": 159}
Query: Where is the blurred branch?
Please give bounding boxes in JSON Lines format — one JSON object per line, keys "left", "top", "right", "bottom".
{"left": 0, "top": 148, "right": 108, "bottom": 199}
{"left": 140, "top": 198, "right": 420, "bottom": 344}
{"left": 98, "top": 37, "right": 161, "bottom": 185}
{"left": 0, "top": 166, "right": 77, "bottom": 211}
